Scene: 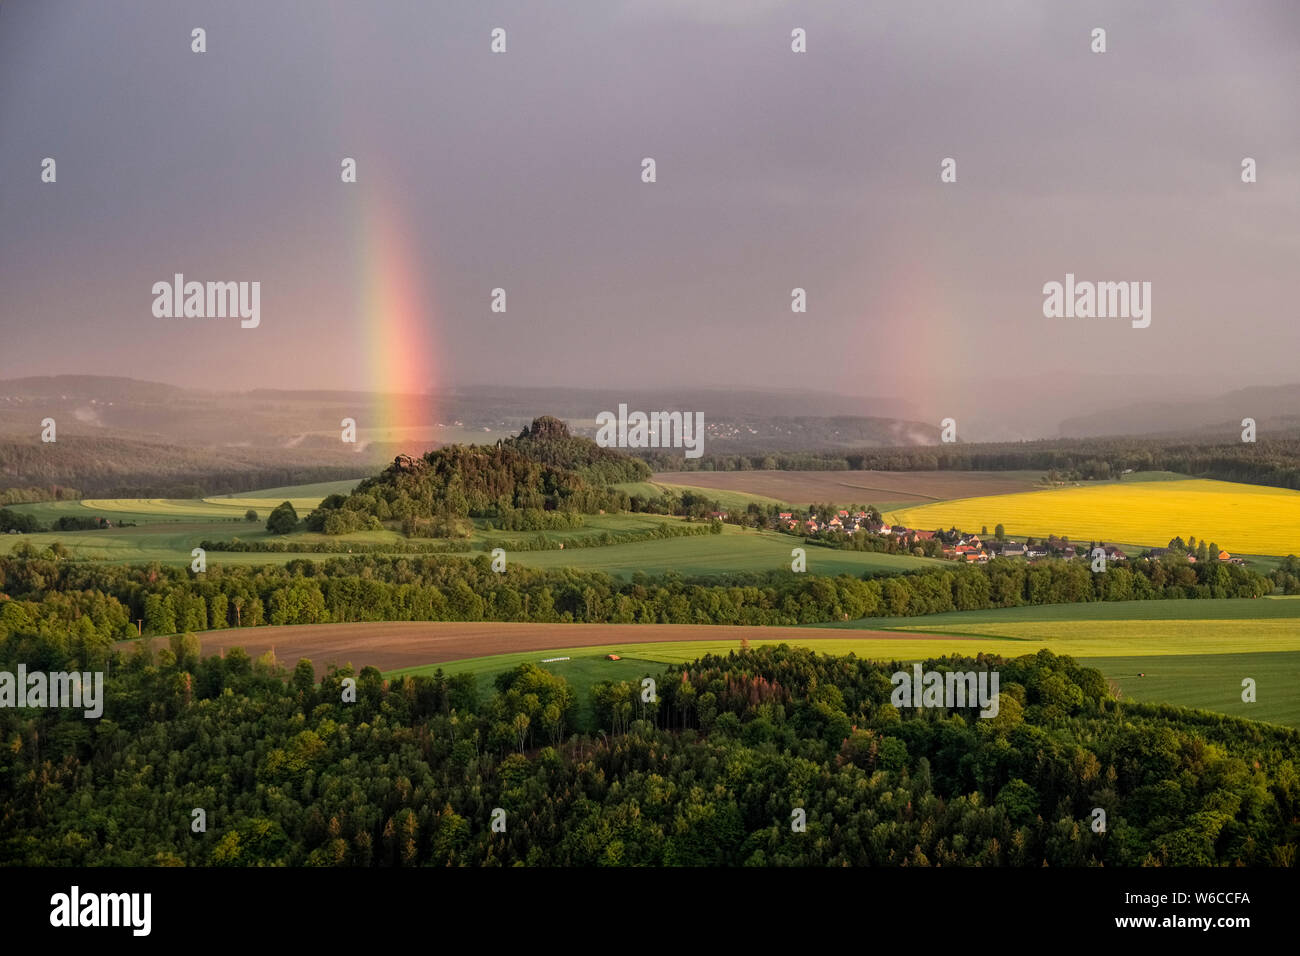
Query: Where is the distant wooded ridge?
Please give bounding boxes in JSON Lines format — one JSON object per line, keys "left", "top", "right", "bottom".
{"left": 638, "top": 437, "right": 1300, "bottom": 492}
{"left": 3, "top": 402, "right": 1300, "bottom": 497}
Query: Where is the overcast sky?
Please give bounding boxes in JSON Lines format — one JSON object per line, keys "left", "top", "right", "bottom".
{"left": 1, "top": 1, "right": 1298, "bottom": 432}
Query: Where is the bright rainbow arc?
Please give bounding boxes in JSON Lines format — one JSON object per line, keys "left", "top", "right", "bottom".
{"left": 361, "top": 188, "right": 441, "bottom": 448}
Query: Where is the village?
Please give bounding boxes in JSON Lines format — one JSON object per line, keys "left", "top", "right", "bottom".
{"left": 701, "top": 506, "right": 1246, "bottom": 566}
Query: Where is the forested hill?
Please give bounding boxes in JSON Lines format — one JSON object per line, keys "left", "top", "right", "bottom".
{"left": 508, "top": 415, "right": 651, "bottom": 485}
{"left": 322, "top": 416, "right": 650, "bottom": 527}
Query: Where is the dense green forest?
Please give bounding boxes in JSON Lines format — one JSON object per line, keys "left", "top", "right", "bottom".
{"left": 2, "top": 640, "right": 1295, "bottom": 866}
{"left": 0, "top": 549, "right": 1272, "bottom": 645}
{"left": 642, "top": 437, "right": 1300, "bottom": 491}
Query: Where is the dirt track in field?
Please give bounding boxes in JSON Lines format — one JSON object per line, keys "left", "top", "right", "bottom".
{"left": 141, "top": 621, "right": 966, "bottom": 676}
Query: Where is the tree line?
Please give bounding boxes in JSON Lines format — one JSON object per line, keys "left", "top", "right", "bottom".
{"left": 0, "top": 485, "right": 82, "bottom": 506}
{"left": 482, "top": 520, "right": 720, "bottom": 553}
{"left": 0, "top": 508, "right": 133, "bottom": 534}
{"left": 199, "top": 537, "right": 473, "bottom": 555}
{"left": 0, "top": 548, "right": 1273, "bottom": 645}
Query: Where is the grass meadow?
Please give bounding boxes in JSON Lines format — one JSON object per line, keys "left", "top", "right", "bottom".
{"left": 8, "top": 480, "right": 1300, "bottom": 724}
{"left": 387, "top": 598, "right": 1300, "bottom": 728}
{"left": 505, "top": 523, "right": 940, "bottom": 577}
{"left": 1, "top": 486, "right": 940, "bottom": 577}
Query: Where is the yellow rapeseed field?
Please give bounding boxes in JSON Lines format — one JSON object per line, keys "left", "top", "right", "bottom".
{"left": 887, "top": 478, "right": 1300, "bottom": 556}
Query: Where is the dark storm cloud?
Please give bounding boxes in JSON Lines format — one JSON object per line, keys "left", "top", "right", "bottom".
{"left": 1, "top": 0, "right": 1297, "bottom": 435}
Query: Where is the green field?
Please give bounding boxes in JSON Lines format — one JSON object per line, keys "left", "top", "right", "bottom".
{"left": 203, "top": 479, "right": 362, "bottom": 507}
{"left": 2, "top": 484, "right": 940, "bottom": 576}
{"left": 6, "top": 498, "right": 243, "bottom": 526}
{"left": 505, "top": 523, "right": 940, "bottom": 577}
{"left": 7, "top": 479, "right": 1297, "bottom": 726}
{"left": 9, "top": 474, "right": 1298, "bottom": 730}
{"left": 830, "top": 597, "right": 1300, "bottom": 726}
{"left": 477, "top": 512, "right": 685, "bottom": 544}
{"left": 833, "top": 595, "right": 1300, "bottom": 625}
{"left": 385, "top": 598, "right": 1300, "bottom": 728}
{"left": 388, "top": 639, "right": 1300, "bottom": 730}
{"left": 0, "top": 481, "right": 398, "bottom": 564}
{"left": 0, "top": 523, "right": 422, "bottom": 565}
{"left": 826, "top": 597, "right": 1300, "bottom": 654}
{"left": 6, "top": 479, "right": 363, "bottom": 526}
{"left": 1081, "top": 652, "right": 1300, "bottom": 727}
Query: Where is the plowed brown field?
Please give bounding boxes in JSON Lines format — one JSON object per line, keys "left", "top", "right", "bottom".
{"left": 123, "top": 621, "right": 962, "bottom": 677}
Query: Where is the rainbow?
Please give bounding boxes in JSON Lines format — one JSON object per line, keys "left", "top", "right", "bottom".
{"left": 320, "top": 10, "right": 442, "bottom": 451}
{"left": 359, "top": 185, "right": 441, "bottom": 448}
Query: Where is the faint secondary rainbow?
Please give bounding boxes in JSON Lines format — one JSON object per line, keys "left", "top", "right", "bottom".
{"left": 360, "top": 190, "right": 442, "bottom": 447}
{"left": 849, "top": 232, "right": 970, "bottom": 425}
